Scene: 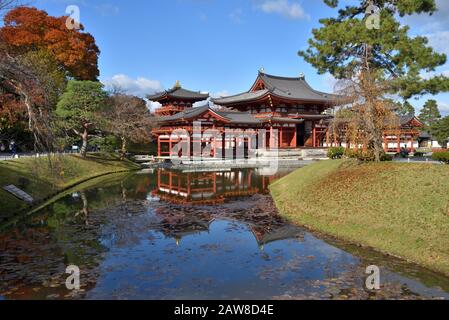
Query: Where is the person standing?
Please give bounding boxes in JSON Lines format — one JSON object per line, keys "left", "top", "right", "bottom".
{"left": 9, "top": 140, "right": 17, "bottom": 157}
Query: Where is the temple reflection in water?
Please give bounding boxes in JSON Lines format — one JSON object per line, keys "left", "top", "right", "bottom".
{"left": 149, "top": 168, "right": 302, "bottom": 247}
{"left": 152, "top": 168, "right": 285, "bottom": 206}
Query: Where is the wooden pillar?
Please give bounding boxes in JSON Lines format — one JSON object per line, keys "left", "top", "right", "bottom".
{"left": 411, "top": 137, "right": 415, "bottom": 153}
{"left": 157, "top": 136, "right": 161, "bottom": 157}
{"left": 279, "top": 127, "right": 283, "bottom": 149}
{"left": 312, "top": 122, "right": 317, "bottom": 148}
{"left": 326, "top": 130, "right": 330, "bottom": 148}
{"left": 397, "top": 132, "right": 401, "bottom": 153}
{"left": 269, "top": 126, "right": 274, "bottom": 150}
{"left": 293, "top": 127, "right": 298, "bottom": 148}
{"left": 222, "top": 131, "right": 225, "bottom": 160}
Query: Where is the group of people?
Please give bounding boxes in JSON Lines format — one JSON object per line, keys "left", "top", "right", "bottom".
{"left": 0, "top": 140, "right": 18, "bottom": 156}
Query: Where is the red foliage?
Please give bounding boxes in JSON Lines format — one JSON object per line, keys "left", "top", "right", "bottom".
{"left": 0, "top": 7, "right": 100, "bottom": 80}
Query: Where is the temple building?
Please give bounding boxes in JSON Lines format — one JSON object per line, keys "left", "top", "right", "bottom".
{"left": 151, "top": 72, "right": 339, "bottom": 158}
{"left": 383, "top": 115, "right": 424, "bottom": 153}
{"left": 149, "top": 72, "right": 441, "bottom": 158}
{"left": 148, "top": 80, "right": 210, "bottom": 117}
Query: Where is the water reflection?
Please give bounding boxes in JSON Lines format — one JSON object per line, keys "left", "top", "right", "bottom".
{"left": 0, "top": 169, "right": 448, "bottom": 300}
{"left": 152, "top": 169, "right": 284, "bottom": 205}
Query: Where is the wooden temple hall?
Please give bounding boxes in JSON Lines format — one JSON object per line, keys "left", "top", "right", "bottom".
{"left": 149, "top": 72, "right": 338, "bottom": 158}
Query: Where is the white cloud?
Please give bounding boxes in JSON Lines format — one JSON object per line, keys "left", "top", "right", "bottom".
{"left": 257, "top": 0, "right": 310, "bottom": 20}
{"left": 211, "top": 90, "right": 231, "bottom": 98}
{"left": 425, "top": 31, "right": 449, "bottom": 56}
{"left": 146, "top": 100, "right": 162, "bottom": 113}
{"left": 102, "top": 74, "right": 163, "bottom": 98}
{"left": 323, "top": 73, "right": 338, "bottom": 92}
{"left": 420, "top": 69, "right": 449, "bottom": 80}
{"left": 404, "top": 0, "right": 449, "bottom": 56}
{"left": 229, "top": 8, "right": 244, "bottom": 24}
{"left": 438, "top": 101, "right": 449, "bottom": 113}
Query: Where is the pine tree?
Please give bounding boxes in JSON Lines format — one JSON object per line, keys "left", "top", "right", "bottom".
{"left": 299, "top": 0, "right": 449, "bottom": 160}
{"left": 419, "top": 99, "right": 441, "bottom": 128}
{"left": 396, "top": 101, "right": 415, "bottom": 116}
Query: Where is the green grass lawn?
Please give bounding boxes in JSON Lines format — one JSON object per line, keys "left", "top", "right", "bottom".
{"left": 0, "top": 153, "right": 140, "bottom": 217}
{"left": 270, "top": 160, "right": 449, "bottom": 276}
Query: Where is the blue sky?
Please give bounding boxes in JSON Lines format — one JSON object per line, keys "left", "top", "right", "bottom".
{"left": 35, "top": 0, "right": 449, "bottom": 115}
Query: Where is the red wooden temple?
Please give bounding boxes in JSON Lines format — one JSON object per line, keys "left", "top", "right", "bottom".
{"left": 150, "top": 72, "right": 431, "bottom": 157}
{"left": 150, "top": 72, "right": 338, "bottom": 158}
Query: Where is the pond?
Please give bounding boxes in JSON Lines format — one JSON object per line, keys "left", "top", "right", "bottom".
{"left": 0, "top": 168, "right": 448, "bottom": 300}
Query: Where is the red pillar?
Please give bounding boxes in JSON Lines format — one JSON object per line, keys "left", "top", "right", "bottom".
{"left": 280, "top": 127, "right": 283, "bottom": 149}
{"left": 157, "top": 136, "right": 161, "bottom": 157}
{"left": 312, "top": 122, "right": 317, "bottom": 148}
{"left": 293, "top": 127, "right": 298, "bottom": 148}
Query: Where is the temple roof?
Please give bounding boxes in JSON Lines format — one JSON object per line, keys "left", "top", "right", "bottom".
{"left": 212, "top": 72, "right": 340, "bottom": 105}
{"left": 156, "top": 105, "right": 304, "bottom": 125}
{"left": 147, "top": 81, "right": 209, "bottom": 102}
{"left": 399, "top": 115, "right": 424, "bottom": 127}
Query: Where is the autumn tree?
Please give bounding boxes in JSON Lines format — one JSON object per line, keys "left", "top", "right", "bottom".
{"left": 105, "top": 94, "right": 154, "bottom": 160}
{"left": 0, "top": 45, "right": 61, "bottom": 151}
{"left": 56, "top": 80, "right": 108, "bottom": 157}
{"left": 419, "top": 99, "right": 441, "bottom": 128}
{"left": 0, "top": 7, "right": 100, "bottom": 80}
{"left": 299, "top": 0, "right": 449, "bottom": 161}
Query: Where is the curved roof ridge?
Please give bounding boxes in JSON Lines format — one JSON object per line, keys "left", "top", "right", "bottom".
{"left": 259, "top": 71, "right": 303, "bottom": 81}
{"left": 214, "top": 89, "right": 269, "bottom": 100}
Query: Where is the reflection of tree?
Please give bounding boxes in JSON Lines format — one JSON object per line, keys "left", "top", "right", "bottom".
{"left": 74, "top": 191, "right": 89, "bottom": 226}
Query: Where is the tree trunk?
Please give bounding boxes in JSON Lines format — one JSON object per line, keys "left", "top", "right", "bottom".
{"left": 120, "top": 136, "right": 127, "bottom": 161}
{"left": 80, "top": 129, "right": 88, "bottom": 158}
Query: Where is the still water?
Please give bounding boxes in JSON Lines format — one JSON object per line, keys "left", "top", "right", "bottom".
{"left": 1, "top": 168, "right": 449, "bottom": 300}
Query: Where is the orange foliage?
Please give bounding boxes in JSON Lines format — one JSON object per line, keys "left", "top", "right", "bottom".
{"left": 0, "top": 7, "right": 99, "bottom": 80}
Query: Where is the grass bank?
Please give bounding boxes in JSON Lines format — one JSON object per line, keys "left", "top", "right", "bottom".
{"left": 0, "top": 153, "right": 140, "bottom": 218}
{"left": 270, "top": 160, "right": 449, "bottom": 276}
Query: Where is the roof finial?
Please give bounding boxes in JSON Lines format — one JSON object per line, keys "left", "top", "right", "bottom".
{"left": 174, "top": 80, "right": 181, "bottom": 89}
{"left": 299, "top": 72, "right": 305, "bottom": 79}
{"left": 259, "top": 67, "right": 265, "bottom": 74}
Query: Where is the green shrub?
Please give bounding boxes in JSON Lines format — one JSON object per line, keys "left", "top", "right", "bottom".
{"left": 432, "top": 151, "right": 449, "bottom": 164}
{"left": 90, "top": 135, "right": 119, "bottom": 153}
{"left": 327, "top": 147, "right": 345, "bottom": 159}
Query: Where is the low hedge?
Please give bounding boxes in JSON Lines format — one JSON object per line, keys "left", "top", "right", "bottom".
{"left": 327, "top": 147, "right": 345, "bottom": 159}
{"left": 432, "top": 151, "right": 449, "bottom": 164}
